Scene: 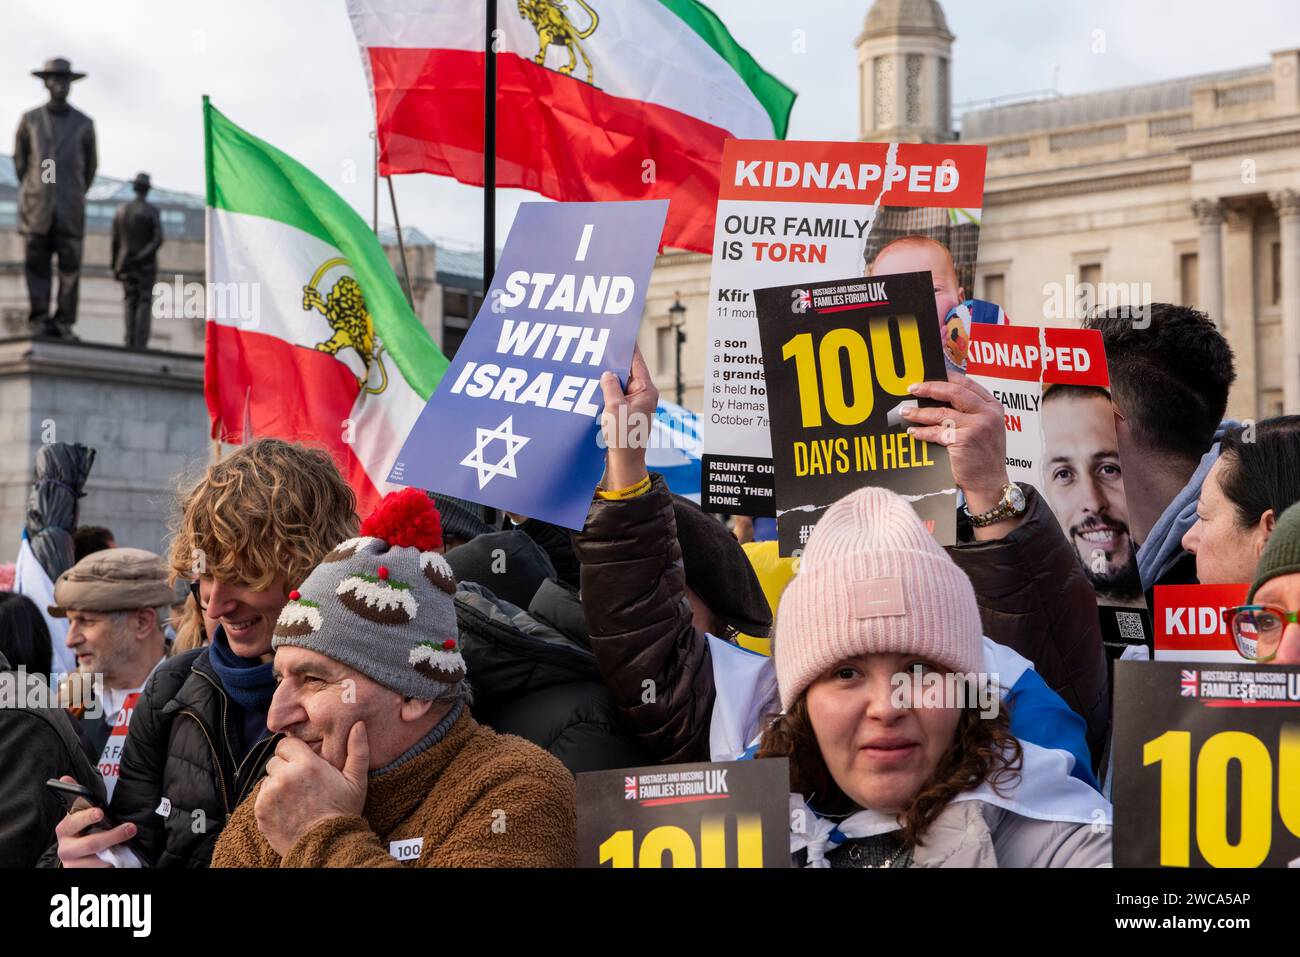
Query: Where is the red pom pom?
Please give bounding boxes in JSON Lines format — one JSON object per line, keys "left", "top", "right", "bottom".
{"left": 442, "top": 638, "right": 456, "bottom": 651}
{"left": 360, "top": 488, "right": 444, "bottom": 552}
{"left": 289, "top": 590, "right": 300, "bottom": 601}
{"left": 377, "top": 566, "right": 389, "bottom": 580}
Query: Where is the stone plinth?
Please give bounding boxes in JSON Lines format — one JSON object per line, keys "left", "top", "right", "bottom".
{"left": 0, "top": 337, "right": 209, "bottom": 558}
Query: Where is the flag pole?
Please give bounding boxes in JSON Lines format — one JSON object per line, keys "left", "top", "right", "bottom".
{"left": 483, "top": 0, "right": 497, "bottom": 293}
{"left": 371, "top": 129, "right": 379, "bottom": 236}
{"left": 386, "top": 176, "right": 415, "bottom": 309}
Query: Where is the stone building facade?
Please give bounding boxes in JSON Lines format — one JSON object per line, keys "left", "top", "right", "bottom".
{"left": 642, "top": 0, "right": 1300, "bottom": 421}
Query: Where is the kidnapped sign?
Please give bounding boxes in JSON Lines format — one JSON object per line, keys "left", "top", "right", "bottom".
{"left": 388, "top": 201, "right": 668, "bottom": 529}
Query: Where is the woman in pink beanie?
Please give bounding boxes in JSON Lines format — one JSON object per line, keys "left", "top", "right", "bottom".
{"left": 758, "top": 486, "right": 1111, "bottom": 868}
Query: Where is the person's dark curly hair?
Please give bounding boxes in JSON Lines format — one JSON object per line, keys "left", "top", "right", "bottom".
{"left": 757, "top": 693, "right": 1023, "bottom": 848}
{"left": 1084, "top": 304, "right": 1235, "bottom": 466}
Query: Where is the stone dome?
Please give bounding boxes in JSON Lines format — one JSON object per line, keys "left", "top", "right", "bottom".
{"left": 861, "top": 0, "right": 954, "bottom": 41}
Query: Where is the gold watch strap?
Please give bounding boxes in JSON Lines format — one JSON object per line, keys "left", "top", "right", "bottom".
{"left": 966, "top": 484, "right": 1018, "bottom": 527}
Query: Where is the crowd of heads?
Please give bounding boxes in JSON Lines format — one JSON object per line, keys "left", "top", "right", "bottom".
{"left": 6, "top": 292, "right": 1300, "bottom": 870}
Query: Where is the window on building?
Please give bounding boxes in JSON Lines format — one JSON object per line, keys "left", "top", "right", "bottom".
{"left": 983, "top": 273, "right": 1005, "bottom": 308}
{"left": 441, "top": 285, "right": 478, "bottom": 360}
{"left": 444, "top": 289, "right": 470, "bottom": 321}
{"left": 656, "top": 325, "right": 673, "bottom": 377}
{"left": 905, "top": 54, "right": 923, "bottom": 125}
{"left": 442, "top": 326, "right": 468, "bottom": 359}
{"left": 1078, "top": 263, "right": 1102, "bottom": 316}
{"left": 874, "top": 55, "right": 894, "bottom": 128}
{"left": 1180, "top": 253, "right": 1199, "bottom": 306}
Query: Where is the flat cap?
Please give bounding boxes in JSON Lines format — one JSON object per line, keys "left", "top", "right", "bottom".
{"left": 49, "top": 547, "right": 175, "bottom": 617}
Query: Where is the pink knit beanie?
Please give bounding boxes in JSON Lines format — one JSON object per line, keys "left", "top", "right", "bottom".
{"left": 774, "top": 487, "right": 983, "bottom": 709}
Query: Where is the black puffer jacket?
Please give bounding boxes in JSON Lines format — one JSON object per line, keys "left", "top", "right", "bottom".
{"left": 457, "top": 581, "right": 649, "bottom": 773}
{"left": 512, "top": 518, "right": 582, "bottom": 590}
{"left": 0, "top": 653, "right": 106, "bottom": 867}
{"left": 574, "top": 475, "right": 1109, "bottom": 768}
{"left": 100, "top": 647, "right": 279, "bottom": 867}
{"left": 572, "top": 476, "right": 718, "bottom": 763}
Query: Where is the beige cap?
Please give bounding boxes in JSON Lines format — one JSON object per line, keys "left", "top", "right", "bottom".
{"left": 49, "top": 547, "right": 175, "bottom": 617}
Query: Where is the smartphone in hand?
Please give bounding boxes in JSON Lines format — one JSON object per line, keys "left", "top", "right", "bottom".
{"left": 45, "top": 778, "right": 114, "bottom": 830}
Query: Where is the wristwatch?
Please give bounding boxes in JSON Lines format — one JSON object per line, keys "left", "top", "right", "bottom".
{"left": 964, "top": 483, "right": 1027, "bottom": 528}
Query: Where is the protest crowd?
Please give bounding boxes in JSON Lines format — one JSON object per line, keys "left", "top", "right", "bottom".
{"left": 3, "top": 0, "right": 1298, "bottom": 881}
{"left": 3, "top": 298, "right": 1299, "bottom": 870}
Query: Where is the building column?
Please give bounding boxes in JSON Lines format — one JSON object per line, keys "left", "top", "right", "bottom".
{"left": 1191, "top": 199, "right": 1225, "bottom": 327}
{"left": 1272, "top": 189, "right": 1300, "bottom": 414}
{"left": 1222, "top": 204, "right": 1257, "bottom": 421}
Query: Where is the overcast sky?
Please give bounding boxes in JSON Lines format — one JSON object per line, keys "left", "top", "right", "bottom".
{"left": 4, "top": 0, "right": 1295, "bottom": 250}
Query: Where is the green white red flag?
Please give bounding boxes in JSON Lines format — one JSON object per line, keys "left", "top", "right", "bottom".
{"left": 203, "top": 98, "right": 449, "bottom": 516}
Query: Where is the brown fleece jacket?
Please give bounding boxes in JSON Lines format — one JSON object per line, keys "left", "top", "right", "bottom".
{"left": 211, "top": 712, "right": 576, "bottom": 867}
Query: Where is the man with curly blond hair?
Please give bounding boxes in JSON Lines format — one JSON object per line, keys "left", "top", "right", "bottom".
{"left": 50, "top": 439, "right": 358, "bottom": 868}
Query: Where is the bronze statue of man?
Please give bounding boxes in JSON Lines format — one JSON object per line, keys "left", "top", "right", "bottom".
{"left": 13, "top": 57, "right": 97, "bottom": 340}
{"left": 111, "top": 173, "right": 164, "bottom": 349}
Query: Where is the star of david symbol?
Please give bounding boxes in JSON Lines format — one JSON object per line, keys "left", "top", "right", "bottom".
{"left": 460, "top": 416, "right": 531, "bottom": 489}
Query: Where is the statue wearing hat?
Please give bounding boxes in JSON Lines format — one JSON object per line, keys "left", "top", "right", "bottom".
{"left": 111, "top": 173, "right": 164, "bottom": 349}
{"left": 12, "top": 57, "right": 97, "bottom": 340}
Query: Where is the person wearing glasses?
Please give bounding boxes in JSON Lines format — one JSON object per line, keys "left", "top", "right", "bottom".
{"left": 1225, "top": 499, "right": 1300, "bottom": 666}
{"left": 49, "top": 439, "right": 358, "bottom": 867}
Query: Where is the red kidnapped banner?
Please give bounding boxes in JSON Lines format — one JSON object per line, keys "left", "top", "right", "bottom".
{"left": 719, "top": 141, "right": 986, "bottom": 208}
{"left": 965, "top": 325, "right": 1109, "bottom": 387}
{"left": 1153, "top": 584, "right": 1249, "bottom": 660}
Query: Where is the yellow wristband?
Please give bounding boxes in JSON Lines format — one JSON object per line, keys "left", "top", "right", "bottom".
{"left": 597, "top": 475, "right": 652, "bottom": 501}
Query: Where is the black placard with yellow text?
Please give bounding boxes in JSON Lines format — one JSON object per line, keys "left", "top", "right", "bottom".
{"left": 576, "top": 759, "right": 791, "bottom": 868}
{"left": 755, "top": 271, "right": 954, "bottom": 555}
{"left": 1113, "top": 660, "right": 1300, "bottom": 867}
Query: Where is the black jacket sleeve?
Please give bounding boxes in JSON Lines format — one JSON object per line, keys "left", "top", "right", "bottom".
{"left": 106, "top": 661, "right": 188, "bottom": 866}
{"left": 0, "top": 709, "right": 104, "bottom": 868}
{"left": 947, "top": 483, "right": 1110, "bottom": 766}
{"left": 572, "top": 474, "right": 716, "bottom": 764}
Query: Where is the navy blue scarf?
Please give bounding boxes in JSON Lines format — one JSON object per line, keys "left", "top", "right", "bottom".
{"left": 207, "top": 628, "right": 277, "bottom": 713}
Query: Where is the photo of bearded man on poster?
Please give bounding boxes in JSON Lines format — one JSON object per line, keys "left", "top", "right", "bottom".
{"left": 1040, "top": 383, "right": 1145, "bottom": 609}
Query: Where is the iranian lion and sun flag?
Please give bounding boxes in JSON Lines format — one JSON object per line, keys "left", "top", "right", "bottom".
{"left": 204, "top": 0, "right": 793, "bottom": 513}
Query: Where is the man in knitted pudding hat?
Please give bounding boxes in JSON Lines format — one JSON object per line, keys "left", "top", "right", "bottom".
{"left": 212, "top": 489, "right": 576, "bottom": 867}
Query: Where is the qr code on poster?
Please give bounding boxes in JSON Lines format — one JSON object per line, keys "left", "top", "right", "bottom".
{"left": 1115, "top": 611, "right": 1145, "bottom": 642}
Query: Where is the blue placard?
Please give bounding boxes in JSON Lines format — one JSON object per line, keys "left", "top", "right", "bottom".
{"left": 388, "top": 200, "right": 669, "bottom": 529}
